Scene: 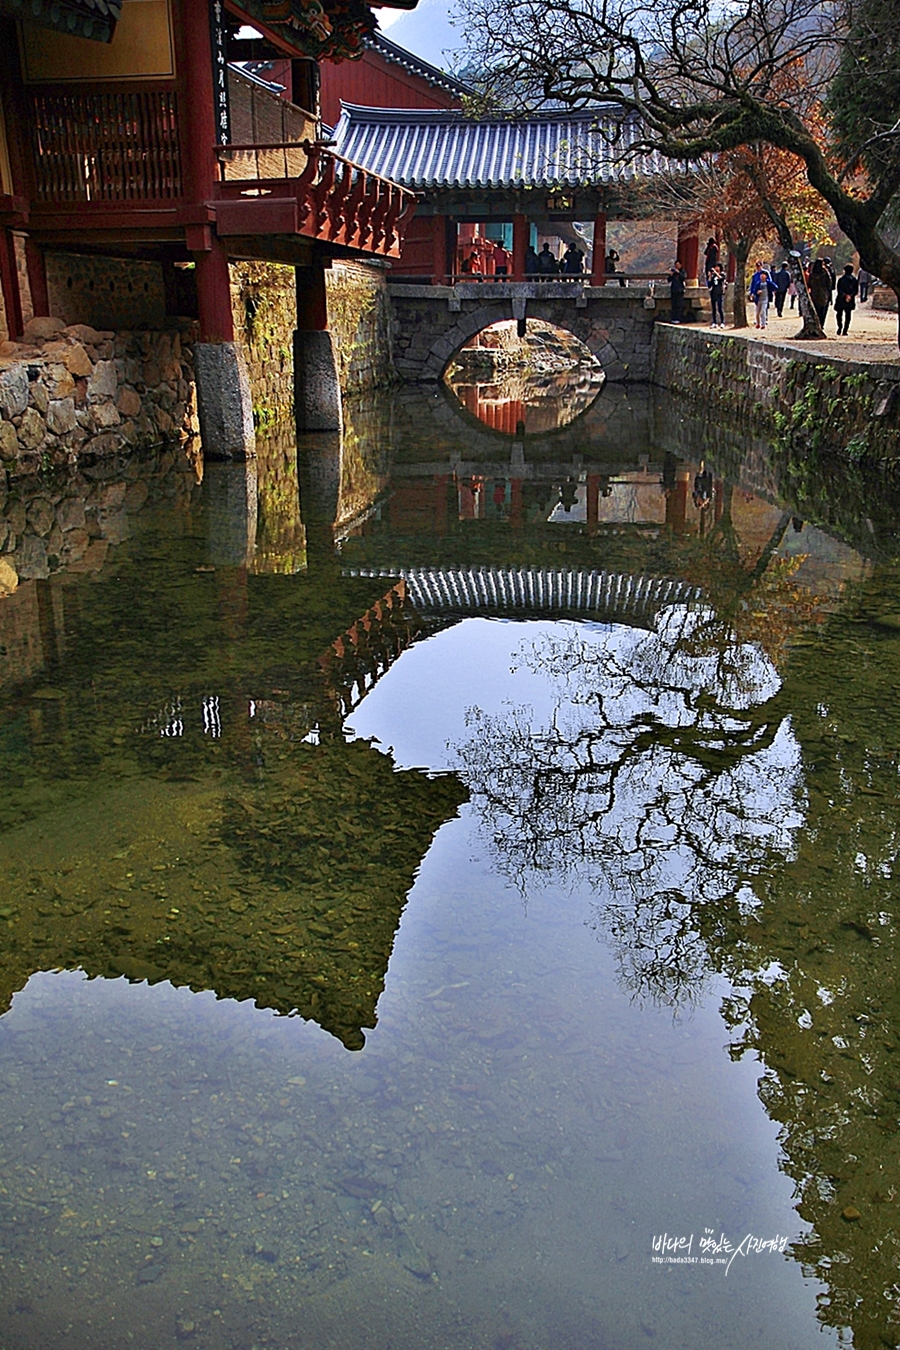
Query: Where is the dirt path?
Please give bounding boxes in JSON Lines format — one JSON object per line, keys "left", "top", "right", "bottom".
{"left": 713, "top": 299, "right": 900, "bottom": 364}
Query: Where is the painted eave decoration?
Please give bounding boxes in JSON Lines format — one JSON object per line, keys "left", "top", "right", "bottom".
{"left": 1, "top": 0, "right": 120, "bottom": 42}
{"left": 242, "top": 0, "right": 415, "bottom": 62}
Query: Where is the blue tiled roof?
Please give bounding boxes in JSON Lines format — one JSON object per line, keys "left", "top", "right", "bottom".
{"left": 333, "top": 104, "right": 663, "bottom": 189}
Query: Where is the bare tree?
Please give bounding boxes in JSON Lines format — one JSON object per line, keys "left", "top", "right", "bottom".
{"left": 459, "top": 0, "right": 900, "bottom": 344}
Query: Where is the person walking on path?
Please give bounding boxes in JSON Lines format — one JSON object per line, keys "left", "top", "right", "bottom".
{"left": 773, "top": 263, "right": 791, "bottom": 317}
{"left": 808, "top": 259, "right": 832, "bottom": 326}
{"left": 708, "top": 264, "right": 727, "bottom": 327}
{"left": 858, "top": 267, "right": 871, "bottom": 302}
{"left": 834, "top": 264, "right": 860, "bottom": 335}
{"left": 749, "top": 262, "right": 776, "bottom": 328}
{"left": 668, "top": 262, "right": 686, "bottom": 322}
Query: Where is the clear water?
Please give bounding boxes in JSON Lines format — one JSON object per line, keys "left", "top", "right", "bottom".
{"left": 0, "top": 383, "right": 899, "bottom": 1349}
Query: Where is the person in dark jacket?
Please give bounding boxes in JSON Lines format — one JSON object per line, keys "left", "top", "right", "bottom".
{"left": 703, "top": 237, "right": 719, "bottom": 279}
{"left": 668, "top": 262, "right": 686, "bottom": 322}
{"left": 808, "top": 259, "right": 832, "bottom": 325}
{"left": 707, "top": 264, "right": 727, "bottom": 327}
{"left": 537, "top": 243, "right": 559, "bottom": 275}
{"left": 525, "top": 245, "right": 541, "bottom": 278}
{"left": 834, "top": 264, "right": 860, "bottom": 335}
{"left": 562, "top": 243, "right": 585, "bottom": 274}
{"left": 773, "top": 262, "right": 791, "bottom": 317}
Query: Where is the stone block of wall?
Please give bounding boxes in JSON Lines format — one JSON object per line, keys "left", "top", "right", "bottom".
{"left": 0, "top": 320, "right": 198, "bottom": 476}
{"left": 327, "top": 261, "right": 395, "bottom": 393}
{"left": 46, "top": 252, "right": 167, "bottom": 331}
{"left": 229, "top": 260, "right": 297, "bottom": 425}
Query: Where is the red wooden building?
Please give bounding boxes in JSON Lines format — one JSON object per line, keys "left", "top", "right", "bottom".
{"left": 319, "top": 32, "right": 470, "bottom": 129}
{"left": 0, "top": 0, "right": 419, "bottom": 450}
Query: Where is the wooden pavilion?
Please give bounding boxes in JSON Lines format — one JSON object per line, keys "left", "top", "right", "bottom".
{"left": 332, "top": 103, "right": 702, "bottom": 285}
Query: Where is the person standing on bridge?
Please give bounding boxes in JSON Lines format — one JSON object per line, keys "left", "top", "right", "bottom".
{"left": 668, "top": 262, "right": 686, "bottom": 323}
{"left": 492, "top": 240, "right": 510, "bottom": 279}
{"left": 562, "top": 242, "right": 585, "bottom": 274}
{"left": 537, "top": 243, "right": 559, "bottom": 275}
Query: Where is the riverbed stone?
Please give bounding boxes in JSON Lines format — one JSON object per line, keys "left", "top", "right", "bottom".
{"left": 64, "top": 344, "right": 95, "bottom": 378}
{"left": 0, "top": 557, "right": 17, "bottom": 595}
{"left": 0, "top": 366, "right": 29, "bottom": 418}
{"left": 88, "top": 361, "right": 118, "bottom": 400}
{"left": 17, "top": 408, "right": 46, "bottom": 451}
{"left": 23, "top": 315, "right": 66, "bottom": 343}
{"left": 47, "top": 398, "right": 77, "bottom": 435}
{"left": 0, "top": 420, "right": 18, "bottom": 461}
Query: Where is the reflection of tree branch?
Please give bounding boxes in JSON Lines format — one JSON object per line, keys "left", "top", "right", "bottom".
{"left": 454, "top": 618, "right": 803, "bottom": 1007}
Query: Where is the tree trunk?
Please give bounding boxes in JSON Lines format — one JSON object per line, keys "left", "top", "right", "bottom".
{"left": 751, "top": 189, "right": 826, "bottom": 339}
{"left": 786, "top": 253, "right": 826, "bottom": 340}
{"left": 727, "top": 237, "right": 753, "bottom": 328}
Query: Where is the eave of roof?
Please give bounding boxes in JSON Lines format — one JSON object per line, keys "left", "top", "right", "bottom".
{"left": 1, "top": 0, "right": 120, "bottom": 42}
{"left": 333, "top": 103, "right": 664, "bottom": 190}
{"left": 368, "top": 33, "right": 475, "bottom": 97}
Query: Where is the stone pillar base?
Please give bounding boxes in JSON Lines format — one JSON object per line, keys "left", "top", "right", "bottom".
{"left": 294, "top": 329, "right": 342, "bottom": 433}
{"left": 194, "top": 342, "right": 256, "bottom": 460}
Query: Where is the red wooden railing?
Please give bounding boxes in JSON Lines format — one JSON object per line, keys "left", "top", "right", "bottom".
{"left": 216, "top": 141, "right": 418, "bottom": 258}
{"left": 30, "top": 89, "right": 181, "bottom": 203}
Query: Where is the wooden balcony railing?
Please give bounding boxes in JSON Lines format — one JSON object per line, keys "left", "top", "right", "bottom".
{"left": 215, "top": 141, "right": 419, "bottom": 259}
{"left": 30, "top": 89, "right": 181, "bottom": 203}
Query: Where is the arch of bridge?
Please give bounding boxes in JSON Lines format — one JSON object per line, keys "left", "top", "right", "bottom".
{"left": 390, "top": 288, "right": 659, "bottom": 385}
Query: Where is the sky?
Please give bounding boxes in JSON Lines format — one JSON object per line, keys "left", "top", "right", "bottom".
{"left": 376, "top": 0, "right": 464, "bottom": 72}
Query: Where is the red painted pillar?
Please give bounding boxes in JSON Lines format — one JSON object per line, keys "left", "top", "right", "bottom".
{"left": 194, "top": 234, "right": 234, "bottom": 341}
{"left": 510, "top": 477, "right": 523, "bottom": 529}
{"left": 512, "top": 213, "right": 528, "bottom": 280}
{"left": 24, "top": 237, "right": 49, "bottom": 318}
{"left": 432, "top": 215, "right": 447, "bottom": 285}
{"left": 666, "top": 473, "right": 689, "bottom": 534}
{"left": 296, "top": 264, "right": 328, "bottom": 331}
{"left": 677, "top": 222, "right": 700, "bottom": 284}
{"left": 587, "top": 473, "right": 600, "bottom": 533}
{"left": 591, "top": 212, "right": 607, "bottom": 285}
{"left": 180, "top": 0, "right": 233, "bottom": 338}
{"left": 0, "top": 229, "right": 23, "bottom": 338}
{"left": 433, "top": 474, "right": 449, "bottom": 534}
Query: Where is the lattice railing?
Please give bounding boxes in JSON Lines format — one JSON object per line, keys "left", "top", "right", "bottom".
{"left": 30, "top": 89, "right": 181, "bottom": 203}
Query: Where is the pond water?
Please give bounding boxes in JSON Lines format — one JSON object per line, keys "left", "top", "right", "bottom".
{"left": 1, "top": 380, "right": 900, "bottom": 1349}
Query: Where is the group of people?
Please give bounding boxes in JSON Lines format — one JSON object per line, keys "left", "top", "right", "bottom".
{"left": 667, "top": 237, "right": 873, "bottom": 336}
{"left": 525, "top": 242, "right": 587, "bottom": 276}
{"left": 461, "top": 239, "right": 590, "bottom": 279}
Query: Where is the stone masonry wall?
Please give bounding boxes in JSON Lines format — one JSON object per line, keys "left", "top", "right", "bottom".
{"left": 46, "top": 252, "right": 167, "bottom": 331}
{"left": 0, "top": 317, "right": 198, "bottom": 478}
{"left": 326, "top": 261, "right": 395, "bottom": 393}
{"left": 651, "top": 325, "right": 900, "bottom": 460}
{"left": 230, "top": 260, "right": 297, "bottom": 425}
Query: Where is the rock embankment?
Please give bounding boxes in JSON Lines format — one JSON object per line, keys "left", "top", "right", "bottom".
{"left": 0, "top": 316, "right": 198, "bottom": 477}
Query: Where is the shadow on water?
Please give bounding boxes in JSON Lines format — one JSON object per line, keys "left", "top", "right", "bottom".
{"left": 1, "top": 384, "right": 900, "bottom": 1345}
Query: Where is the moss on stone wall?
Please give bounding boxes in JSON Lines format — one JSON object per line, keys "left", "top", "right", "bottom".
{"left": 326, "top": 262, "right": 395, "bottom": 393}
{"left": 230, "top": 261, "right": 297, "bottom": 427}
{"left": 652, "top": 326, "right": 900, "bottom": 464}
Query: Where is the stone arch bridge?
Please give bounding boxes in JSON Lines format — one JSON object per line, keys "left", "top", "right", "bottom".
{"left": 389, "top": 281, "right": 674, "bottom": 384}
